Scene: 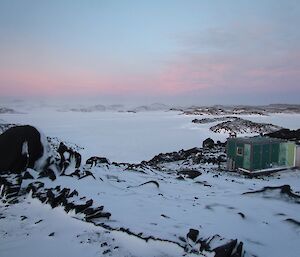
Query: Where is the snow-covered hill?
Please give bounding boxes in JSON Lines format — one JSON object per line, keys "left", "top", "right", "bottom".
{"left": 192, "top": 117, "right": 283, "bottom": 134}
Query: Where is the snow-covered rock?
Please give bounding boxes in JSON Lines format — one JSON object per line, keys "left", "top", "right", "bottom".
{"left": 209, "top": 117, "right": 282, "bottom": 134}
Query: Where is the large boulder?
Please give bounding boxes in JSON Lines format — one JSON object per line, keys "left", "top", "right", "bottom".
{"left": 86, "top": 156, "right": 110, "bottom": 167}
{"left": 202, "top": 138, "right": 215, "bottom": 149}
{"left": 0, "top": 125, "right": 46, "bottom": 174}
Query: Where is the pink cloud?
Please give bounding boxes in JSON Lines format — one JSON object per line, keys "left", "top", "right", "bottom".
{"left": 0, "top": 51, "right": 299, "bottom": 97}
{"left": 0, "top": 68, "right": 162, "bottom": 96}
{"left": 155, "top": 50, "right": 300, "bottom": 96}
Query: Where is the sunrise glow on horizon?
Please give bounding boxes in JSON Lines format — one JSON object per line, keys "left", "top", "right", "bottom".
{"left": 0, "top": 0, "right": 299, "bottom": 104}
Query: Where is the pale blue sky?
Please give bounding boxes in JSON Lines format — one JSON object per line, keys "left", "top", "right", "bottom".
{"left": 0, "top": 0, "right": 299, "bottom": 104}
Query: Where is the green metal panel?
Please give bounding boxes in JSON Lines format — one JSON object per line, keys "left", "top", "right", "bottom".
{"left": 235, "top": 142, "right": 244, "bottom": 168}
{"left": 227, "top": 139, "right": 236, "bottom": 158}
{"left": 271, "top": 143, "right": 279, "bottom": 164}
{"left": 279, "top": 143, "right": 288, "bottom": 166}
{"left": 286, "top": 142, "right": 295, "bottom": 166}
{"left": 279, "top": 142, "right": 295, "bottom": 167}
{"left": 252, "top": 145, "right": 262, "bottom": 170}
{"left": 261, "top": 144, "right": 271, "bottom": 169}
{"left": 243, "top": 144, "right": 251, "bottom": 170}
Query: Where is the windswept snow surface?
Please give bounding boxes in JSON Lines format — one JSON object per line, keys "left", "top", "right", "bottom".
{"left": 1, "top": 105, "right": 300, "bottom": 257}
{"left": 1, "top": 166, "right": 300, "bottom": 257}
{"left": 0, "top": 194, "right": 193, "bottom": 257}
{"left": 67, "top": 167, "right": 300, "bottom": 257}
{"left": 1, "top": 107, "right": 300, "bottom": 163}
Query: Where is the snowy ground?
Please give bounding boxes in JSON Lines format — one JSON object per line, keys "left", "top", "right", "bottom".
{"left": 1, "top": 164, "right": 300, "bottom": 257}
{"left": 0, "top": 195, "right": 192, "bottom": 257}
{"left": 1, "top": 104, "right": 300, "bottom": 257}
{"left": 45, "top": 165, "right": 300, "bottom": 257}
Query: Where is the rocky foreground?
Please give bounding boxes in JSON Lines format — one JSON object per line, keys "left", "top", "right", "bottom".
{"left": 1, "top": 125, "right": 300, "bottom": 257}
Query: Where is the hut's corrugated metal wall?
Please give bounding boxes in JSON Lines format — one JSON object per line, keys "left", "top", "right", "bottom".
{"left": 243, "top": 144, "right": 251, "bottom": 170}
{"left": 227, "top": 139, "right": 236, "bottom": 159}
{"left": 286, "top": 142, "right": 296, "bottom": 166}
{"left": 271, "top": 143, "right": 279, "bottom": 163}
{"left": 252, "top": 142, "right": 282, "bottom": 170}
{"left": 296, "top": 146, "right": 300, "bottom": 168}
{"left": 226, "top": 137, "right": 295, "bottom": 171}
{"left": 279, "top": 142, "right": 295, "bottom": 167}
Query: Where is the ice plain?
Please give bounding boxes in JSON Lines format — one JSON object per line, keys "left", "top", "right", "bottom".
{"left": 1, "top": 105, "right": 299, "bottom": 163}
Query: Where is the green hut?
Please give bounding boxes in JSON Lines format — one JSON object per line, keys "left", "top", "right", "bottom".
{"left": 227, "top": 136, "right": 296, "bottom": 172}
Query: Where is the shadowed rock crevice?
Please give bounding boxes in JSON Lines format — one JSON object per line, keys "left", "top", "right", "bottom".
{"left": 243, "top": 185, "right": 300, "bottom": 203}
{"left": 284, "top": 218, "right": 300, "bottom": 227}
{"left": 178, "top": 169, "right": 202, "bottom": 179}
{"left": 57, "top": 142, "right": 81, "bottom": 172}
{"left": 184, "top": 228, "right": 244, "bottom": 256}
{"left": 127, "top": 180, "right": 160, "bottom": 189}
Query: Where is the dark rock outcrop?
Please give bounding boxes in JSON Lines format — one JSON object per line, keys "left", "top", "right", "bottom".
{"left": 147, "top": 147, "right": 202, "bottom": 165}
{"left": 57, "top": 142, "right": 81, "bottom": 172}
{"left": 265, "top": 128, "right": 300, "bottom": 141}
{"left": 187, "top": 228, "right": 199, "bottom": 242}
{"left": 0, "top": 173, "right": 23, "bottom": 201}
{"left": 192, "top": 117, "right": 233, "bottom": 124}
{"left": 26, "top": 182, "right": 111, "bottom": 221}
{"left": 38, "top": 168, "right": 56, "bottom": 181}
{"left": 178, "top": 169, "right": 202, "bottom": 179}
{"left": 183, "top": 228, "right": 244, "bottom": 256}
{"left": 203, "top": 138, "right": 215, "bottom": 149}
{"left": 23, "top": 171, "right": 34, "bottom": 180}
{"left": 213, "top": 239, "right": 242, "bottom": 257}
{"left": 0, "top": 125, "right": 44, "bottom": 174}
{"left": 140, "top": 145, "right": 227, "bottom": 170}
{"left": 243, "top": 185, "right": 300, "bottom": 200}
{"left": 86, "top": 156, "right": 110, "bottom": 167}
